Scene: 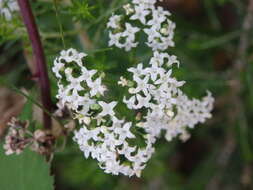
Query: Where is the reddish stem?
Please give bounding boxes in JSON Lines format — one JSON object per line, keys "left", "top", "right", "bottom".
{"left": 17, "top": 0, "right": 53, "bottom": 129}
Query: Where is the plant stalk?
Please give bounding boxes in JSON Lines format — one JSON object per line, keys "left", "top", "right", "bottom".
{"left": 17, "top": 0, "right": 53, "bottom": 130}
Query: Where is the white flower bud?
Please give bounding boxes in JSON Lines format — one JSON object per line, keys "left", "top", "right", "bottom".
{"left": 128, "top": 88, "right": 135, "bottom": 94}
{"left": 34, "top": 129, "right": 46, "bottom": 140}
{"left": 166, "top": 110, "right": 174, "bottom": 117}
{"left": 123, "top": 4, "right": 134, "bottom": 15}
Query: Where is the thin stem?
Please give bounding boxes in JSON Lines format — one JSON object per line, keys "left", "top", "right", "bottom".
{"left": 17, "top": 0, "right": 53, "bottom": 130}
{"left": 53, "top": 0, "right": 66, "bottom": 48}
{"left": 236, "top": 0, "right": 253, "bottom": 71}
{"left": 11, "top": 85, "right": 63, "bottom": 126}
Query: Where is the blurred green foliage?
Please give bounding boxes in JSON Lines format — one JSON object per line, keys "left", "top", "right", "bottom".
{"left": 0, "top": 0, "right": 253, "bottom": 189}
{"left": 0, "top": 145, "right": 54, "bottom": 190}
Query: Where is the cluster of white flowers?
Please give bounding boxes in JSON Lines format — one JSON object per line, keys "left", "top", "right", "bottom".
{"left": 54, "top": 48, "right": 214, "bottom": 177}
{"left": 53, "top": 0, "right": 214, "bottom": 178}
{"left": 107, "top": 0, "right": 175, "bottom": 51}
{"left": 0, "top": 0, "right": 19, "bottom": 20}
{"left": 53, "top": 48, "right": 106, "bottom": 114}
{"left": 53, "top": 48, "right": 157, "bottom": 177}
{"left": 121, "top": 51, "right": 214, "bottom": 142}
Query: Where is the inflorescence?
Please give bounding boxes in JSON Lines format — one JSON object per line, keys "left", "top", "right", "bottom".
{"left": 107, "top": 0, "right": 175, "bottom": 51}
{"left": 53, "top": 0, "right": 214, "bottom": 177}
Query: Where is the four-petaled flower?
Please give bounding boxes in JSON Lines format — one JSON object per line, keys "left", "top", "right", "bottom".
{"left": 130, "top": 5, "right": 150, "bottom": 24}
{"left": 98, "top": 101, "right": 117, "bottom": 116}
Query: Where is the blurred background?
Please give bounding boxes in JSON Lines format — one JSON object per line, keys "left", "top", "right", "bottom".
{"left": 0, "top": 0, "right": 253, "bottom": 189}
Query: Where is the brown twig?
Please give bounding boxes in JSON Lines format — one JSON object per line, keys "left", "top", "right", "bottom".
{"left": 17, "top": 0, "right": 53, "bottom": 130}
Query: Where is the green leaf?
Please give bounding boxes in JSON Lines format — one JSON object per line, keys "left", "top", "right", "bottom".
{"left": 19, "top": 99, "right": 33, "bottom": 121}
{"left": 0, "top": 145, "right": 54, "bottom": 190}
{"left": 69, "top": 0, "right": 95, "bottom": 21}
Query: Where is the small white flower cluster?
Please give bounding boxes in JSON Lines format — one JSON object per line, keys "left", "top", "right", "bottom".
{"left": 0, "top": 0, "right": 19, "bottom": 20}
{"left": 121, "top": 51, "right": 214, "bottom": 142}
{"left": 53, "top": 48, "right": 156, "bottom": 177}
{"left": 53, "top": 48, "right": 106, "bottom": 115}
{"left": 107, "top": 0, "right": 175, "bottom": 51}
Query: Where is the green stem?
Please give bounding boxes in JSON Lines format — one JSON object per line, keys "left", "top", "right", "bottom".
{"left": 53, "top": 0, "right": 66, "bottom": 48}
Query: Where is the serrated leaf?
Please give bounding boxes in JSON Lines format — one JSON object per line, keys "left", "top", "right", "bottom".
{"left": 0, "top": 145, "right": 54, "bottom": 190}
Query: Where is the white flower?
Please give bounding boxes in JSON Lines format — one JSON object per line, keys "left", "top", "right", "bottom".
{"left": 115, "top": 122, "right": 135, "bottom": 140}
{"left": 52, "top": 60, "right": 64, "bottom": 78}
{"left": 136, "top": 94, "right": 151, "bottom": 108}
{"left": 81, "top": 67, "right": 97, "bottom": 83}
{"left": 107, "top": 14, "right": 122, "bottom": 29}
{"left": 134, "top": 75, "right": 150, "bottom": 95}
{"left": 123, "top": 96, "right": 136, "bottom": 109}
{"left": 130, "top": 5, "right": 150, "bottom": 24}
{"left": 154, "top": 70, "right": 173, "bottom": 84}
{"left": 128, "top": 63, "right": 147, "bottom": 77}
{"left": 69, "top": 81, "right": 83, "bottom": 95}
{"left": 118, "top": 76, "right": 128, "bottom": 87}
{"left": 123, "top": 4, "right": 134, "bottom": 15}
{"left": 150, "top": 51, "right": 166, "bottom": 66}
{"left": 108, "top": 32, "right": 124, "bottom": 48}
{"left": 124, "top": 38, "right": 138, "bottom": 51}
{"left": 98, "top": 101, "right": 117, "bottom": 116}
{"left": 88, "top": 77, "right": 107, "bottom": 97}
{"left": 118, "top": 143, "right": 136, "bottom": 157}
{"left": 123, "top": 23, "right": 140, "bottom": 41}
{"left": 146, "top": 62, "right": 165, "bottom": 81}
{"left": 60, "top": 48, "right": 86, "bottom": 65}
{"left": 0, "top": 0, "right": 19, "bottom": 20}
{"left": 167, "top": 55, "right": 180, "bottom": 67}
{"left": 147, "top": 7, "right": 168, "bottom": 27}
{"left": 144, "top": 26, "right": 161, "bottom": 42}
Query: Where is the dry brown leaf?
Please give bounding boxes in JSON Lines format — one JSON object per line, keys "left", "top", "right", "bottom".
{"left": 32, "top": 104, "right": 64, "bottom": 137}
{"left": 0, "top": 87, "right": 26, "bottom": 136}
